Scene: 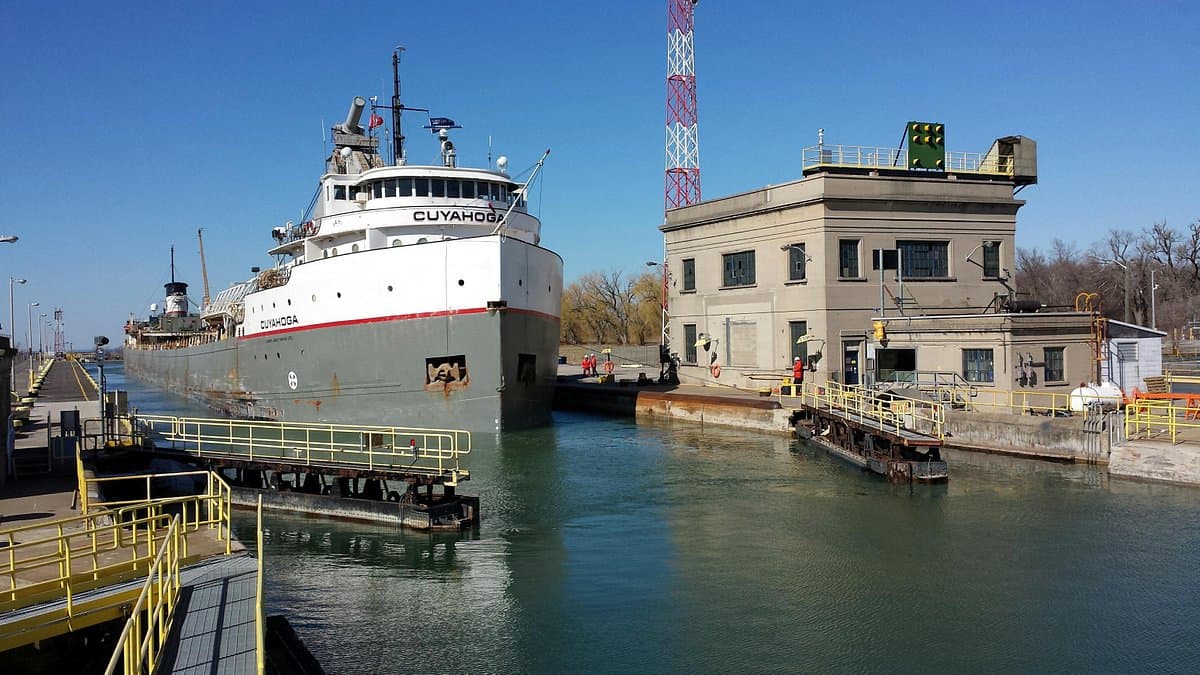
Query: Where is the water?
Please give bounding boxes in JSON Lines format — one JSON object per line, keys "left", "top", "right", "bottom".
{"left": 102, "top": 363, "right": 1200, "bottom": 673}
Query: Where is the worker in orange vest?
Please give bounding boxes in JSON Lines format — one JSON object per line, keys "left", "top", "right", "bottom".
{"left": 792, "top": 356, "right": 805, "bottom": 386}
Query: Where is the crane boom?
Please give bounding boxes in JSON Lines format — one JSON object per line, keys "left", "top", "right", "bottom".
{"left": 197, "top": 228, "right": 211, "bottom": 309}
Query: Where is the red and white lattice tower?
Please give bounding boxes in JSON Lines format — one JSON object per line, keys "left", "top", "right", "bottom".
{"left": 665, "top": 0, "right": 700, "bottom": 210}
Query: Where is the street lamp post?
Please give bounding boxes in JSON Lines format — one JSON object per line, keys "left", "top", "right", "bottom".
{"left": 9, "top": 276, "right": 26, "bottom": 387}
{"left": 27, "top": 301, "right": 38, "bottom": 389}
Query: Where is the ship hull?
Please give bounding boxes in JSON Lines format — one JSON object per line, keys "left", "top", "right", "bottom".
{"left": 125, "top": 308, "right": 559, "bottom": 432}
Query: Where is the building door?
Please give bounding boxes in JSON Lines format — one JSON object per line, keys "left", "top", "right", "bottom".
{"left": 843, "top": 341, "right": 860, "bottom": 385}
{"left": 1116, "top": 341, "right": 1139, "bottom": 393}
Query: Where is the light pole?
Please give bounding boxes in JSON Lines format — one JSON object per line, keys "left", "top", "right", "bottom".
{"left": 1094, "top": 257, "right": 1130, "bottom": 323}
{"left": 39, "top": 313, "right": 47, "bottom": 359}
{"left": 27, "top": 301, "right": 38, "bottom": 388}
{"left": 1150, "top": 269, "right": 1160, "bottom": 330}
{"left": 9, "top": 277, "right": 26, "bottom": 388}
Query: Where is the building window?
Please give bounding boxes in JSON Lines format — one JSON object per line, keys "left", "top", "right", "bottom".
{"left": 1044, "top": 347, "right": 1064, "bottom": 382}
{"left": 682, "top": 258, "right": 696, "bottom": 291}
{"left": 898, "top": 240, "right": 950, "bottom": 278}
{"left": 839, "top": 240, "right": 860, "bottom": 278}
{"left": 983, "top": 241, "right": 1001, "bottom": 278}
{"left": 963, "top": 348, "right": 995, "bottom": 383}
{"left": 722, "top": 251, "right": 756, "bottom": 287}
{"left": 787, "top": 244, "right": 807, "bottom": 281}
{"left": 684, "top": 324, "right": 697, "bottom": 364}
{"left": 789, "top": 321, "right": 808, "bottom": 364}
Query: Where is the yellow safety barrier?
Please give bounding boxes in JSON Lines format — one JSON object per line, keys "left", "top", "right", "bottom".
{"left": 779, "top": 381, "right": 945, "bottom": 440}
{"left": 114, "top": 414, "right": 472, "bottom": 485}
{"left": 1125, "top": 399, "right": 1200, "bottom": 444}
{"left": 941, "top": 386, "right": 1079, "bottom": 417}
{"left": 103, "top": 514, "right": 183, "bottom": 675}
{"left": 256, "top": 495, "right": 266, "bottom": 675}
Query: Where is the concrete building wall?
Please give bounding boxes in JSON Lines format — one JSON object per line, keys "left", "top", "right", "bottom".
{"left": 664, "top": 170, "right": 1024, "bottom": 387}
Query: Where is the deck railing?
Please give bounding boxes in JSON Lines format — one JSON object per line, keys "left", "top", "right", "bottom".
{"left": 103, "top": 514, "right": 183, "bottom": 675}
{"left": 119, "top": 414, "right": 472, "bottom": 484}
{"left": 1125, "top": 397, "right": 1200, "bottom": 444}
{"left": 801, "top": 144, "right": 1013, "bottom": 176}
{"left": 779, "top": 381, "right": 945, "bottom": 440}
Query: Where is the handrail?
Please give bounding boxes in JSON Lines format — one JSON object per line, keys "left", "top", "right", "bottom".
{"left": 115, "top": 414, "right": 472, "bottom": 484}
{"left": 1125, "top": 398, "right": 1200, "bottom": 444}
{"left": 939, "top": 385, "right": 1081, "bottom": 417}
{"left": 104, "top": 514, "right": 183, "bottom": 675}
{"left": 2, "top": 473, "right": 233, "bottom": 614}
{"left": 256, "top": 495, "right": 266, "bottom": 675}
{"left": 801, "top": 144, "right": 1014, "bottom": 176}
{"left": 779, "top": 381, "right": 945, "bottom": 440}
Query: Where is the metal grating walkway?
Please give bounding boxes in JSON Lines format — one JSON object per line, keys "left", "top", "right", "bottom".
{"left": 159, "top": 553, "right": 260, "bottom": 675}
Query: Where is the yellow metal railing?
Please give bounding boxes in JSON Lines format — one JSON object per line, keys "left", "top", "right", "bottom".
{"left": 2, "top": 474, "right": 233, "bottom": 617}
{"left": 779, "top": 381, "right": 945, "bottom": 440}
{"left": 256, "top": 495, "right": 266, "bottom": 675}
{"left": 941, "top": 386, "right": 1080, "bottom": 417}
{"left": 82, "top": 470, "right": 234, "bottom": 555}
{"left": 103, "top": 514, "right": 183, "bottom": 675}
{"left": 119, "top": 414, "right": 472, "bottom": 484}
{"left": 1125, "top": 399, "right": 1200, "bottom": 444}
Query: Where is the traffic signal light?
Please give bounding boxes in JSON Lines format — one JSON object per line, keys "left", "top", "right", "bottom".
{"left": 872, "top": 320, "right": 887, "bottom": 343}
{"left": 906, "top": 121, "right": 945, "bottom": 170}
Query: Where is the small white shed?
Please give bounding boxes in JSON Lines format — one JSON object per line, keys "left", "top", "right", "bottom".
{"left": 1101, "top": 320, "right": 1165, "bottom": 394}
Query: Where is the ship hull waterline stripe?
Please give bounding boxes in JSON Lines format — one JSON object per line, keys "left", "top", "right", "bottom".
{"left": 240, "top": 306, "right": 560, "bottom": 341}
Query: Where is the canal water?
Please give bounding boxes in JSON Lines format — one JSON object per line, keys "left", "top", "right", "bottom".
{"left": 98, "top": 362, "right": 1200, "bottom": 673}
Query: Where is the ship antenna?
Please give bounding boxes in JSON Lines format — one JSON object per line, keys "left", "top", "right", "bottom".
{"left": 392, "top": 46, "right": 406, "bottom": 165}
{"left": 170, "top": 245, "right": 175, "bottom": 283}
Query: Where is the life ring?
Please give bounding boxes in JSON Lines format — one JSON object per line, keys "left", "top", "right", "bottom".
{"left": 603, "top": 360, "right": 614, "bottom": 374}
{"left": 710, "top": 363, "right": 721, "bottom": 378}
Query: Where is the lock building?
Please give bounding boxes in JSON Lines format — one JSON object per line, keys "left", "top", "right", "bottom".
{"left": 660, "top": 125, "right": 1162, "bottom": 396}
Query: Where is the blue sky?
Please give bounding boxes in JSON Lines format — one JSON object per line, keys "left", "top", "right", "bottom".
{"left": 2, "top": 0, "right": 1197, "bottom": 348}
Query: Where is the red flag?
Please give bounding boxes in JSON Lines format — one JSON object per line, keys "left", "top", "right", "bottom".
{"left": 368, "top": 113, "right": 384, "bottom": 129}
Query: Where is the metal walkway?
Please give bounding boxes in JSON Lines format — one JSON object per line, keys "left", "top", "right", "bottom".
{"left": 780, "top": 381, "right": 947, "bottom": 481}
{"left": 94, "top": 414, "right": 472, "bottom": 486}
{"left": 158, "top": 553, "right": 260, "bottom": 675}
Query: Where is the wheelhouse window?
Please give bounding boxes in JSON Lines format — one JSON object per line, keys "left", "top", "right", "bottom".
{"left": 684, "top": 324, "right": 697, "bottom": 364}
{"left": 431, "top": 179, "right": 445, "bottom": 198}
{"left": 372, "top": 181, "right": 383, "bottom": 199}
{"left": 898, "top": 240, "right": 950, "bottom": 278}
{"left": 384, "top": 179, "right": 398, "bottom": 198}
{"left": 787, "top": 244, "right": 807, "bottom": 281}
{"left": 1044, "top": 347, "right": 1065, "bottom": 382}
{"left": 398, "top": 177, "right": 414, "bottom": 197}
{"left": 461, "top": 180, "right": 475, "bottom": 199}
{"left": 682, "top": 258, "right": 696, "bottom": 291}
{"left": 963, "top": 348, "right": 995, "bottom": 383}
{"left": 446, "top": 179, "right": 461, "bottom": 198}
{"left": 414, "top": 178, "right": 429, "bottom": 197}
{"left": 722, "top": 251, "right": 756, "bottom": 287}
{"left": 839, "top": 240, "right": 860, "bottom": 278}
{"left": 334, "top": 185, "right": 347, "bottom": 200}
{"left": 983, "top": 241, "right": 1002, "bottom": 278}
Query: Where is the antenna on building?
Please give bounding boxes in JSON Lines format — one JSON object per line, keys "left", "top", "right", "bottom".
{"left": 665, "top": 0, "right": 701, "bottom": 210}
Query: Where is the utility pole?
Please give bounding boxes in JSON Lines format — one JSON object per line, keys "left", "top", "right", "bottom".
{"left": 665, "top": 0, "right": 701, "bottom": 209}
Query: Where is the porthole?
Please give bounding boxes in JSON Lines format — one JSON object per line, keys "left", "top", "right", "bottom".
{"left": 458, "top": 279, "right": 464, "bottom": 286}
{"left": 323, "top": 250, "right": 328, "bottom": 258}
{"left": 392, "top": 239, "right": 402, "bottom": 247}
{"left": 332, "top": 248, "right": 339, "bottom": 256}
{"left": 417, "top": 237, "right": 428, "bottom": 244}
{"left": 352, "top": 244, "right": 360, "bottom": 252}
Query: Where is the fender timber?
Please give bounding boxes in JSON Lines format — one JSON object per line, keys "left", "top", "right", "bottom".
{"left": 123, "top": 51, "right": 563, "bottom": 433}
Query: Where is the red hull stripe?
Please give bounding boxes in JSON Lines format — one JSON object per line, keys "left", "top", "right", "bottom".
{"left": 242, "top": 306, "right": 559, "bottom": 340}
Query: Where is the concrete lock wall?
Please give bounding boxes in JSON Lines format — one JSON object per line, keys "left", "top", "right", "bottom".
{"left": 943, "top": 410, "right": 1098, "bottom": 461}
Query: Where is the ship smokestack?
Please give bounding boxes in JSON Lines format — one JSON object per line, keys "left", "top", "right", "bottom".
{"left": 338, "top": 96, "right": 366, "bottom": 135}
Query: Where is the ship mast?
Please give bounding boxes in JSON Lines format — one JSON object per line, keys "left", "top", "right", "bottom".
{"left": 392, "top": 47, "right": 405, "bottom": 165}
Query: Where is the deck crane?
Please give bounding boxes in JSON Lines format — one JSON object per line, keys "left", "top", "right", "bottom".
{"left": 197, "top": 228, "right": 211, "bottom": 310}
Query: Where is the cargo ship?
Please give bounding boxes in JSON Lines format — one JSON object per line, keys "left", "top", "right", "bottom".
{"left": 124, "top": 52, "right": 562, "bottom": 432}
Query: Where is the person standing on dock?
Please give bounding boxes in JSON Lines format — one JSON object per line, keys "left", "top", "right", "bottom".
{"left": 793, "top": 356, "right": 805, "bottom": 386}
